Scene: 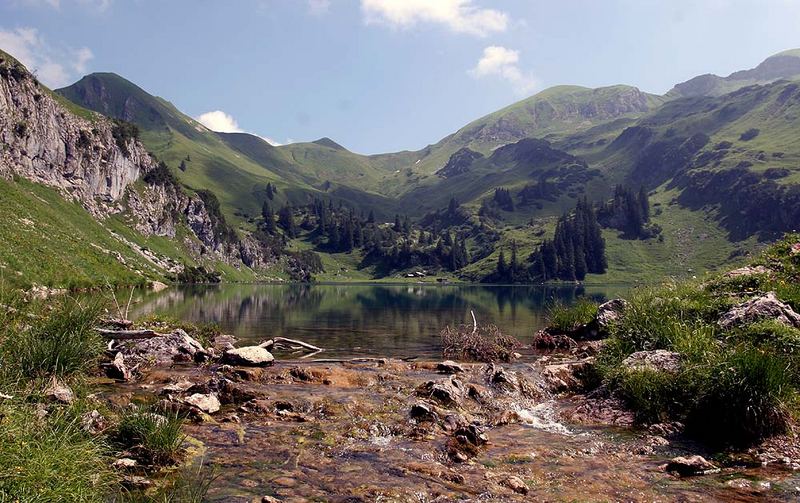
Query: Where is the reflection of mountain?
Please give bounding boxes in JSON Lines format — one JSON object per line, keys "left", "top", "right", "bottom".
{"left": 132, "top": 284, "right": 620, "bottom": 357}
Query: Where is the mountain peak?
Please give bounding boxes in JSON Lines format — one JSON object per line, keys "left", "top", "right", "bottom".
{"left": 312, "top": 137, "right": 347, "bottom": 150}
{"left": 669, "top": 48, "right": 800, "bottom": 98}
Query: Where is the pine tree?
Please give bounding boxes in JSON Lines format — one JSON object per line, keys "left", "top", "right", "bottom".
{"left": 278, "top": 205, "right": 296, "bottom": 237}
{"left": 262, "top": 202, "right": 276, "bottom": 235}
{"left": 497, "top": 249, "right": 507, "bottom": 280}
{"left": 367, "top": 210, "right": 375, "bottom": 224}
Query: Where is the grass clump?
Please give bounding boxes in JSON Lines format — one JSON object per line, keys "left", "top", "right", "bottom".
{"left": 546, "top": 298, "right": 598, "bottom": 332}
{"left": 0, "top": 297, "right": 105, "bottom": 381}
{"left": 0, "top": 403, "right": 115, "bottom": 502}
{"left": 114, "top": 405, "right": 186, "bottom": 465}
{"left": 441, "top": 323, "right": 520, "bottom": 363}
{"left": 689, "top": 347, "right": 793, "bottom": 446}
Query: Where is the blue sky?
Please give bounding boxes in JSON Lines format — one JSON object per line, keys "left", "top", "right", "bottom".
{"left": 1, "top": 0, "right": 799, "bottom": 153}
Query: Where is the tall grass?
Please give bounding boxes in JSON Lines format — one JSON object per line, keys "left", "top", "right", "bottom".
{"left": 0, "top": 402, "right": 116, "bottom": 502}
{"left": 0, "top": 296, "right": 105, "bottom": 382}
{"left": 689, "top": 346, "right": 793, "bottom": 446}
{"left": 546, "top": 298, "right": 598, "bottom": 332}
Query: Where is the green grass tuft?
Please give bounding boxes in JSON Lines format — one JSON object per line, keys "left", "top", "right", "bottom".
{"left": 115, "top": 405, "right": 186, "bottom": 466}
{"left": 546, "top": 298, "right": 598, "bottom": 332}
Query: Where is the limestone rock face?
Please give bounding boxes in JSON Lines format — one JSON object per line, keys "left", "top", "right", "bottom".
{"left": 718, "top": 292, "right": 800, "bottom": 329}
{"left": 0, "top": 56, "right": 156, "bottom": 217}
{"left": 0, "top": 54, "right": 274, "bottom": 273}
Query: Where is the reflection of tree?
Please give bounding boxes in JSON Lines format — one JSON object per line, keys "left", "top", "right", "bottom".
{"left": 132, "top": 284, "right": 619, "bottom": 357}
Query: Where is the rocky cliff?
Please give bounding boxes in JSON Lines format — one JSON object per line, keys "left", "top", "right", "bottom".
{"left": 0, "top": 51, "right": 272, "bottom": 276}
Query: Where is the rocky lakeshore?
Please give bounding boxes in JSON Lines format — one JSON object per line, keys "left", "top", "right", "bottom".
{"left": 3, "top": 235, "right": 800, "bottom": 502}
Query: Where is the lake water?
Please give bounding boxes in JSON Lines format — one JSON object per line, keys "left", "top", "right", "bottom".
{"left": 132, "top": 283, "right": 629, "bottom": 359}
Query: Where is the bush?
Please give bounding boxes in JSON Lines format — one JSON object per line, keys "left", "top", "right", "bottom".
{"left": 689, "top": 347, "right": 792, "bottom": 446}
{"left": 546, "top": 298, "right": 597, "bottom": 332}
{"left": 143, "top": 161, "right": 180, "bottom": 190}
{"left": 0, "top": 403, "right": 115, "bottom": 502}
{"left": 739, "top": 128, "right": 760, "bottom": 141}
{"left": 176, "top": 265, "right": 221, "bottom": 284}
{"left": 115, "top": 405, "right": 185, "bottom": 465}
{"left": 112, "top": 120, "right": 140, "bottom": 157}
{"left": 441, "top": 323, "right": 520, "bottom": 363}
{"left": 0, "top": 297, "right": 104, "bottom": 380}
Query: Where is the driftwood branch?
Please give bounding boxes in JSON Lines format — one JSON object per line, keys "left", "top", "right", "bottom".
{"left": 272, "top": 337, "right": 323, "bottom": 352}
{"left": 471, "top": 310, "right": 478, "bottom": 336}
{"left": 96, "top": 328, "right": 162, "bottom": 340}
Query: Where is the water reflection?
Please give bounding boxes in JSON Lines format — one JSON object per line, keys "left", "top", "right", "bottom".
{"left": 132, "top": 283, "right": 627, "bottom": 358}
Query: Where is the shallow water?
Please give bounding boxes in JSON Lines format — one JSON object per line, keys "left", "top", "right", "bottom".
{"left": 132, "top": 283, "right": 628, "bottom": 358}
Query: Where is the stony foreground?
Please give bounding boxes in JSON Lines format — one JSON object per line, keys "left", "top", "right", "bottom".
{"left": 100, "top": 339, "right": 800, "bottom": 502}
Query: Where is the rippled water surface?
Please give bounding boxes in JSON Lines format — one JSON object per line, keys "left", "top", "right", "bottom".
{"left": 133, "top": 283, "right": 628, "bottom": 358}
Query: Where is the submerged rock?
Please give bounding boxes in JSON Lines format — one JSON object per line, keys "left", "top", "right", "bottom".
{"left": 622, "top": 350, "right": 681, "bottom": 373}
{"left": 223, "top": 346, "right": 275, "bottom": 367}
{"left": 718, "top": 292, "right": 800, "bottom": 329}
{"left": 665, "top": 455, "right": 718, "bottom": 476}
{"left": 501, "top": 475, "right": 529, "bottom": 495}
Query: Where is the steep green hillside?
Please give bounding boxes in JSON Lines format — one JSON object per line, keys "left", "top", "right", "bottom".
{"left": 0, "top": 177, "right": 167, "bottom": 289}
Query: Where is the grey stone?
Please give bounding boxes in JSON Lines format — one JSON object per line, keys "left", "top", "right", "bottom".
{"left": 223, "top": 346, "right": 275, "bottom": 366}
{"left": 718, "top": 292, "right": 800, "bottom": 329}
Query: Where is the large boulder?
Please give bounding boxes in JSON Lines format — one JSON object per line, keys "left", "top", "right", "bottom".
{"left": 622, "top": 350, "right": 681, "bottom": 373}
{"left": 119, "top": 329, "right": 209, "bottom": 366}
{"left": 718, "top": 292, "right": 800, "bottom": 330}
{"left": 595, "top": 298, "right": 628, "bottom": 329}
{"left": 223, "top": 346, "right": 275, "bottom": 367}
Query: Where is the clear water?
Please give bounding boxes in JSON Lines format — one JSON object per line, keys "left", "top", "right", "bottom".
{"left": 132, "top": 283, "right": 628, "bottom": 358}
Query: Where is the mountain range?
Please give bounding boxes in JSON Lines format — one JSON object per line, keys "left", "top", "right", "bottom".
{"left": 2, "top": 46, "right": 800, "bottom": 287}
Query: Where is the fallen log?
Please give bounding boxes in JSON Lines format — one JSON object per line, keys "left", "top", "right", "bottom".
{"left": 96, "top": 328, "right": 162, "bottom": 340}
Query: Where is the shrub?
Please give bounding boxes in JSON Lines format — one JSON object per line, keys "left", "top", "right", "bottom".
{"left": 0, "top": 297, "right": 104, "bottom": 380}
{"left": 143, "top": 161, "right": 180, "bottom": 190}
{"left": 0, "top": 403, "right": 115, "bottom": 502}
{"left": 546, "top": 298, "right": 597, "bottom": 332}
{"left": 115, "top": 405, "right": 185, "bottom": 465}
{"left": 689, "top": 347, "right": 792, "bottom": 446}
{"left": 176, "top": 265, "right": 221, "bottom": 284}
{"left": 739, "top": 128, "right": 760, "bottom": 141}
{"left": 441, "top": 323, "right": 520, "bottom": 363}
{"left": 112, "top": 120, "right": 140, "bottom": 157}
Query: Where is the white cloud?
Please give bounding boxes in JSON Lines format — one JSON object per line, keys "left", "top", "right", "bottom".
{"left": 307, "top": 0, "right": 330, "bottom": 15}
{"left": 16, "top": 0, "right": 112, "bottom": 11}
{"left": 196, "top": 110, "right": 282, "bottom": 146}
{"left": 361, "top": 0, "right": 508, "bottom": 37}
{"left": 470, "top": 45, "right": 537, "bottom": 95}
{"left": 0, "top": 26, "right": 93, "bottom": 87}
